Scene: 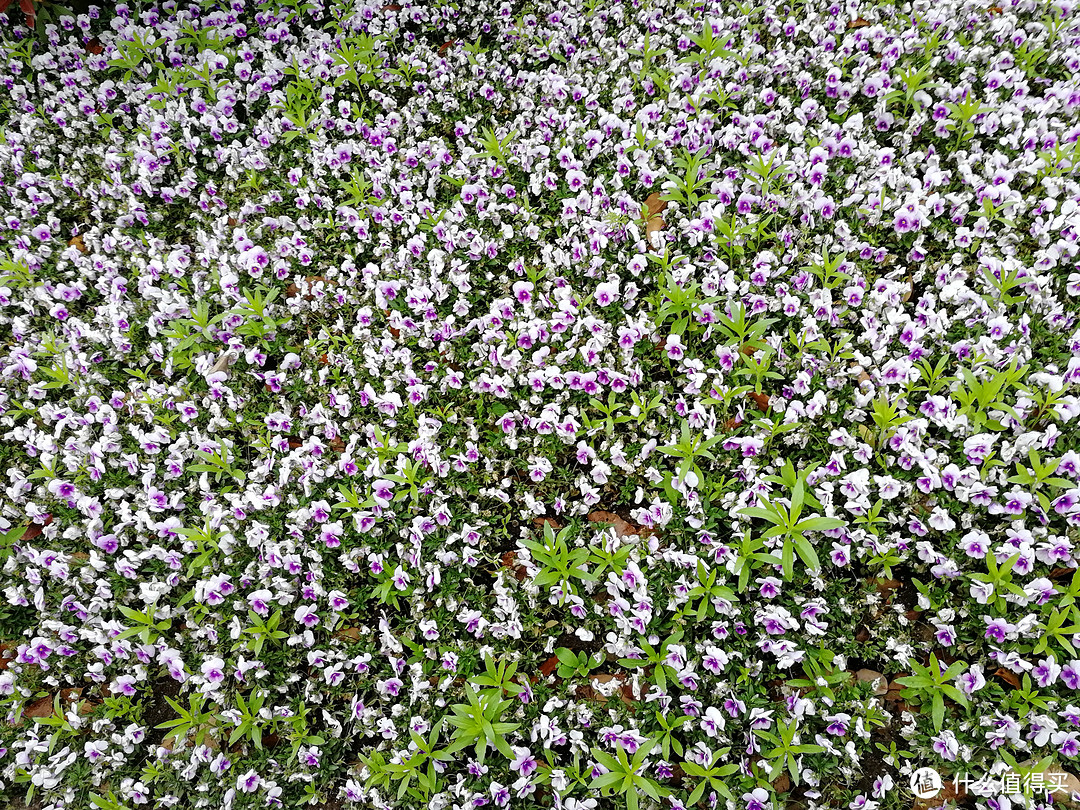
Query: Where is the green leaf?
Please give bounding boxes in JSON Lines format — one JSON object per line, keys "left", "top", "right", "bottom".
{"left": 739, "top": 506, "right": 783, "bottom": 525}
{"left": 795, "top": 516, "right": 845, "bottom": 531}
{"left": 591, "top": 772, "right": 623, "bottom": 790}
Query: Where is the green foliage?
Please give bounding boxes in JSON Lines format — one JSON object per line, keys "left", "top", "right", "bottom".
{"left": 726, "top": 530, "right": 781, "bottom": 593}
{"left": 226, "top": 689, "right": 270, "bottom": 750}
{"left": 31, "top": 693, "right": 82, "bottom": 755}
{"left": 107, "top": 31, "right": 166, "bottom": 82}
{"left": 714, "top": 303, "right": 776, "bottom": 353}
{"left": 0, "top": 522, "right": 27, "bottom": 566}
{"left": 909, "top": 354, "right": 954, "bottom": 397}
{"left": 1008, "top": 449, "right": 1073, "bottom": 514}
{"left": 735, "top": 347, "right": 783, "bottom": 394}
{"left": 382, "top": 458, "right": 435, "bottom": 507}
{"left": 1035, "top": 139, "right": 1080, "bottom": 181}
{"left": 115, "top": 605, "right": 171, "bottom": 645}
{"left": 882, "top": 61, "right": 936, "bottom": 116}
{"left": 944, "top": 95, "right": 993, "bottom": 145}
{"left": 90, "top": 792, "right": 134, "bottom": 810}
{"left": 661, "top": 148, "right": 717, "bottom": 211}
{"left": 1056, "top": 568, "right": 1080, "bottom": 611}
{"left": 755, "top": 719, "right": 824, "bottom": 785}
{"left": 650, "top": 709, "right": 691, "bottom": 760}
{"left": 627, "top": 390, "right": 664, "bottom": 425}
{"left": 682, "top": 747, "right": 739, "bottom": 804}
{"left": 237, "top": 610, "right": 288, "bottom": 656}
{"left": 384, "top": 721, "right": 452, "bottom": 801}
{"left": 678, "top": 560, "right": 736, "bottom": 622}
{"left": 476, "top": 127, "right": 516, "bottom": 166}
{"left": 628, "top": 32, "right": 670, "bottom": 93}
{"left": 968, "top": 551, "right": 1025, "bottom": 614}
{"left": 658, "top": 421, "right": 723, "bottom": 489}
{"left": 279, "top": 64, "right": 321, "bottom": 142}
{"left": 590, "top": 740, "right": 669, "bottom": 810}
{"left": 472, "top": 655, "right": 525, "bottom": 697}
{"left": 738, "top": 471, "right": 844, "bottom": 579}
{"left": 895, "top": 653, "right": 969, "bottom": 732}
{"left": 587, "top": 533, "right": 632, "bottom": 580}
{"left": 230, "top": 286, "right": 289, "bottom": 340}
{"left": 868, "top": 394, "right": 913, "bottom": 449}
{"left": 445, "top": 684, "right": 520, "bottom": 763}
{"left": 1032, "top": 607, "right": 1080, "bottom": 658}
{"left": 154, "top": 693, "right": 217, "bottom": 748}
{"left": 713, "top": 210, "right": 774, "bottom": 268}
{"left": 332, "top": 33, "right": 384, "bottom": 91}
{"left": 618, "top": 631, "right": 684, "bottom": 692}
{"left": 519, "top": 522, "right": 597, "bottom": 604}
{"left": 1005, "top": 673, "right": 1054, "bottom": 719}
{"left": 679, "top": 19, "right": 735, "bottom": 72}
{"left": 584, "top": 390, "right": 632, "bottom": 435}
{"left": 283, "top": 701, "right": 326, "bottom": 763}
{"left": 554, "top": 647, "right": 604, "bottom": 680}
{"left": 801, "top": 246, "right": 850, "bottom": 291}
{"left": 952, "top": 360, "right": 1026, "bottom": 432}
{"left": 744, "top": 152, "right": 790, "bottom": 198}
{"left": 787, "top": 646, "right": 853, "bottom": 702}
{"left": 176, "top": 516, "right": 226, "bottom": 578}
{"left": 0, "top": 255, "right": 34, "bottom": 288}
{"left": 649, "top": 265, "right": 720, "bottom": 337}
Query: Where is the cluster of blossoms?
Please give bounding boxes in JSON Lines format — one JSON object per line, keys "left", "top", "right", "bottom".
{"left": 2, "top": 0, "right": 1080, "bottom": 808}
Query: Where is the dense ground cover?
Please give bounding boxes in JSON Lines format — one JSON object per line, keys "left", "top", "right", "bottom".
{"left": 2, "top": 0, "right": 1080, "bottom": 808}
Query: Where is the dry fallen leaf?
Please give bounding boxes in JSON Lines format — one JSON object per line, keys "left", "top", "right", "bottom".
{"left": 286, "top": 275, "right": 334, "bottom": 301}
{"left": 874, "top": 578, "right": 902, "bottom": 597}
{"left": 68, "top": 234, "right": 88, "bottom": 253}
{"left": 439, "top": 40, "right": 456, "bottom": 55}
{"left": 500, "top": 551, "right": 527, "bottom": 582}
{"left": 643, "top": 192, "right": 667, "bottom": 248}
{"left": 539, "top": 656, "right": 560, "bottom": 679}
{"left": 855, "top": 668, "right": 888, "bottom": 696}
{"left": 847, "top": 17, "right": 870, "bottom": 28}
{"left": 993, "top": 666, "right": 1021, "bottom": 689}
{"left": 24, "top": 695, "right": 57, "bottom": 719}
{"left": 747, "top": 391, "right": 770, "bottom": 412}
{"left": 210, "top": 352, "right": 233, "bottom": 376}
{"left": 21, "top": 515, "right": 52, "bottom": 542}
{"left": 850, "top": 364, "right": 872, "bottom": 385}
{"left": 587, "top": 511, "right": 638, "bottom": 539}
{"left": 85, "top": 37, "right": 104, "bottom": 55}
{"left": 644, "top": 192, "right": 666, "bottom": 218}
{"left": 884, "top": 675, "right": 908, "bottom": 702}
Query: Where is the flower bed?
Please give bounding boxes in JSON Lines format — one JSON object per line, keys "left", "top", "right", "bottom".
{"left": 1, "top": 0, "right": 1080, "bottom": 808}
